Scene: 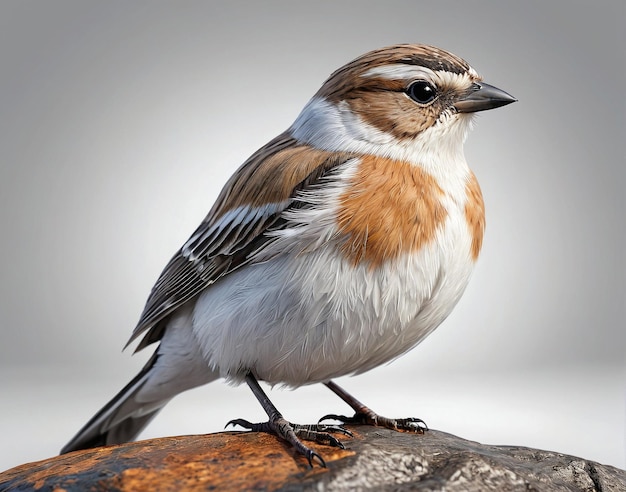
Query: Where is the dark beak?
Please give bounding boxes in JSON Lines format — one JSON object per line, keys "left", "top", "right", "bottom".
{"left": 454, "top": 82, "right": 517, "bottom": 113}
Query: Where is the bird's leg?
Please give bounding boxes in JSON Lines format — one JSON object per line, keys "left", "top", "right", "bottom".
{"left": 321, "top": 380, "right": 428, "bottom": 433}
{"left": 226, "top": 373, "right": 350, "bottom": 467}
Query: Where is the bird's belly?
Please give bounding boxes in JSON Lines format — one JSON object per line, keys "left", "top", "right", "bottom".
{"left": 192, "top": 222, "right": 475, "bottom": 387}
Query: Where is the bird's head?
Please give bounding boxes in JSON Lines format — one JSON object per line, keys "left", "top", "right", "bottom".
{"left": 289, "top": 44, "right": 516, "bottom": 166}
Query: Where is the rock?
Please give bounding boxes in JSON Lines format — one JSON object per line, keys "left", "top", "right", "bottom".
{"left": 0, "top": 427, "right": 624, "bottom": 491}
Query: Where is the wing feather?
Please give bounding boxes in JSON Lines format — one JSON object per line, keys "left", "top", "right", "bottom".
{"left": 127, "top": 132, "right": 355, "bottom": 351}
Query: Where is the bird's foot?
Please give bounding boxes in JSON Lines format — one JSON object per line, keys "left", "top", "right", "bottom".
{"left": 227, "top": 418, "right": 351, "bottom": 467}
{"left": 320, "top": 410, "right": 428, "bottom": 433}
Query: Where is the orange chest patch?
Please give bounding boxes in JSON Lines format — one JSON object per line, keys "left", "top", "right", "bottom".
{"left": 335, "top": 156, "right": 448, "bottom": 268}
{"left": 464, "top": 171, "right": 485, "bottom": 261}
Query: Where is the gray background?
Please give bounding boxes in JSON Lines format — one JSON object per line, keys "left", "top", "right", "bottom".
{"left": 1, "top": 0, "right": 624, "bottom": 472}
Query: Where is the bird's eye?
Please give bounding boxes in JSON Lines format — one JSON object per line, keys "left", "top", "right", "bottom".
{"left": 406, "top": 81, "right": 437, "bottom": 104}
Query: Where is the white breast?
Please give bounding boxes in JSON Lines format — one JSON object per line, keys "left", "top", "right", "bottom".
{"left": 191, "top": 160, "right": 477, "bottom": 387}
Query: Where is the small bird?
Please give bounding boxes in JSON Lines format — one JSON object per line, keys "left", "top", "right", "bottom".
{"left": 61, "top": 44, "right": 516, "bottom": 466}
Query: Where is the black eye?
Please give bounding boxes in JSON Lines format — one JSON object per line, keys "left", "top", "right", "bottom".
{"left": 407, "top": 81, "right": 437, "bottom": 104}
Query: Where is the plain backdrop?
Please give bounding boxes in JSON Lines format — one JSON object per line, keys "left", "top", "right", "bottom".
{"left": 1, "top": 0, "right": 624, "bottom": 472}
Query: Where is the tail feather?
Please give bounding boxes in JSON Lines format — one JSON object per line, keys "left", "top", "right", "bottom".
{"left": 61, "top": 353, "right": 166, "bottom": 454}
{"left": 62, "top": 305, "right": 220, "bottom": 454}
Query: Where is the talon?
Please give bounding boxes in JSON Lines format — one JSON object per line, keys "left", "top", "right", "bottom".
{"left": 308, "top": 450, "right": 326, "bottom": 468}
{"left": 240, "top": 374, "right": 333, "bottom": 467}
{"left": 323, "top": 381, "right": 428, "bottom": 435}
{"left": 318, "top": 413, "right": 352, "bottom": 424}
{"left": 225, "top": 418, "right": 253, "bottom": 429}
{"left": 397, "top": 417, "right": 428, "bottom": 432}
{"left": 227, "top": 416, "right": 339, "bottom": 467}
{"left": 319, "top": 424, "right": 353, "bottom": 438}
{"left": 320, "top": 409, "right": 428, "bottom": 433}
{"left": 327, "top": 435, "right": 345, "bottom": 449}
{"left": 320, "top": 412, "right": 370, "bottom": 426}
{"left": 292, "top": 423, "right": 350, "bottom": 449}
{"left": 308, "top": 420, "right": 352, "bottom": 437}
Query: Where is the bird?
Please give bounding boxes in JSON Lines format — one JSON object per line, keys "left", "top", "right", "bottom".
{"left": 61, "top": 44, "right": 516, "bottom": 466}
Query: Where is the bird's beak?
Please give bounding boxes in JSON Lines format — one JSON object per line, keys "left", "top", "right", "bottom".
{"left": 454, "top": 82, "right": 517, "bottom": 113}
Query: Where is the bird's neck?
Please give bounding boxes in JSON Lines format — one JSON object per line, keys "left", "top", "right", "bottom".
{"left": 289, "top": 96, "right": 474, "bottom": 196}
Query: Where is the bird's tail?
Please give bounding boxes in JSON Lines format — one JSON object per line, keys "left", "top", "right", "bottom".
{"left": 61, "top": 353, "right": 160, "bottom": 453}
{"left": 61, "top": 345, "right": 219, "bottom": 454}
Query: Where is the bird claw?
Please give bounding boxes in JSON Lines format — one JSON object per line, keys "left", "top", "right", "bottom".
{"left": 225, "top": 417, "right": 352, "bottom": 467}
{"left": 394, "top": 417, "right": 429, "bottom": 433}
{"left": 319, "top": 412, "right": 428, "bottom": 433}
{"left": 225, "top": 418, "right": 270, "bottom": 433}
{"left": 319, "top": 413, "right": 358, "bottom": 425}
{"left": 307, "top": 449, "right": 326, "bottom": 468}
{"left": 295, "top": 422, "right": 353, "bottom": 439}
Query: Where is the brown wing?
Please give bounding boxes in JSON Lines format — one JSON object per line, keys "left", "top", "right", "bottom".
{"left": 126, "top": 132, "right": 355, "bottom": 351}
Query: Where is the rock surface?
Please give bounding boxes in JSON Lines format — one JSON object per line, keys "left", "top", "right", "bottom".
{"left": 1, "top": 426, "right": 624, "bottom": 491}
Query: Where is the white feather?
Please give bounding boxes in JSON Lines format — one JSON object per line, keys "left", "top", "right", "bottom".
{"left": 362, "top": 64, "right": 478, "bottom": 88}
{"left": 190, "top": 157, "right": 476, "bottom": 388}
{"left": 289, "top": 97, "right": 474, "bottom": 195}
